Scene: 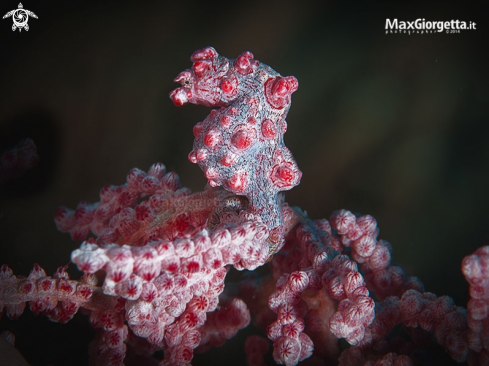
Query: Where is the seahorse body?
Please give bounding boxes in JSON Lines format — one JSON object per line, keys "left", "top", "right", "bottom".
{"left": 170, "top": 47, "right": 301, "bottom": 252}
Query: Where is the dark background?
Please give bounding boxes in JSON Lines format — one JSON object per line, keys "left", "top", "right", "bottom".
{"left": 0, "top": 1, "right": 487, "bottom": 365}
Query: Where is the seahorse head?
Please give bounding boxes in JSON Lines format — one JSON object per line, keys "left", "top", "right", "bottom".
{"left": 170, "top": 47, "right": 260, "bottom": 108}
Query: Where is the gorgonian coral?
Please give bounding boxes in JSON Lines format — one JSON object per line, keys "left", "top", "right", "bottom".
{"left": 1, "top": 47, "right": 487, "bottom": 366}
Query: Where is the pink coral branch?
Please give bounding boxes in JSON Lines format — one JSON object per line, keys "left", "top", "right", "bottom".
{"left": 462, "top": 246, "right": 489, "bottom": 364}
{"left": 0, "top": 264, "right": 98, "bottom": 322}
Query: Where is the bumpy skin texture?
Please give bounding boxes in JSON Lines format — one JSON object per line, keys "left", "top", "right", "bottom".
{"left": 170, "top": 47, "right": 302, "bottom": 251}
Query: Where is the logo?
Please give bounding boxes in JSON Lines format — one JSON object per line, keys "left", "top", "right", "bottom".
{"left": 3, "top": 3, "right": 37, "bottom": 32}
{"left": 385, "top": 18, "right": 476, "bottom": 34}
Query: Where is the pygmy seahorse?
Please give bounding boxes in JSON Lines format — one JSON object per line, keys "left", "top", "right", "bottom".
{"left": 170, "top": 46, "right": 301, "bottom": 253}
